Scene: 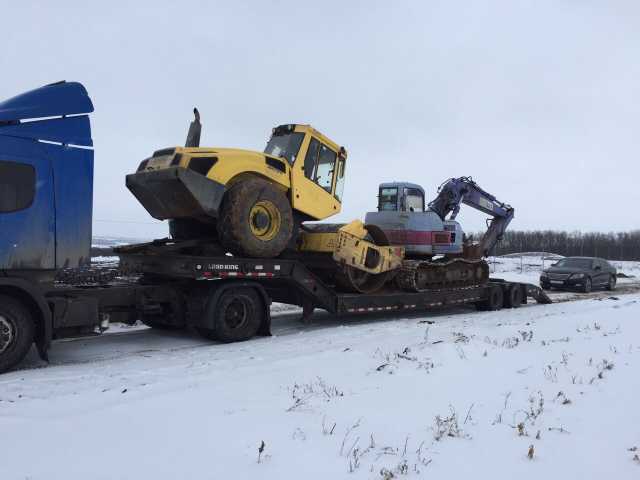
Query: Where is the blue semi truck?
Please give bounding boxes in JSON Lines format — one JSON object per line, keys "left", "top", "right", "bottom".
{"left": 0, "top": 82, "right": 550, "bottom": 373}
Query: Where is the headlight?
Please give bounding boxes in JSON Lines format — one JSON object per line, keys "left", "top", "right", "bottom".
{"left": 570, "top": 273, "right": 585, "bottom": 279}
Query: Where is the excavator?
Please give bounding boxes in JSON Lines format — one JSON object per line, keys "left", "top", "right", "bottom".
{"left": 126, "top": 110, "right": 513, "bottom": 295}
{"left": 365, "top": 177, "right": 515, "bottom": 291}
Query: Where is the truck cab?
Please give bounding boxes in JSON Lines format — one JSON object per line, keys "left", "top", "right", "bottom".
{"left": 0, "top": 81, "right": 94, "bottom": 277}
{"left": 0, "top": 81, "right": 94, "bottom": 370}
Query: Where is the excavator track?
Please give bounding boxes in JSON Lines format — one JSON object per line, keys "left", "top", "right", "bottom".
{"left": 396, "top": 258, "right": 490, "bottom": 293}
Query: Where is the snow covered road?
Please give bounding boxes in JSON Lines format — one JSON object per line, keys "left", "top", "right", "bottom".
{"left": 1, "top": 291, "right": 639, "bottom": 479}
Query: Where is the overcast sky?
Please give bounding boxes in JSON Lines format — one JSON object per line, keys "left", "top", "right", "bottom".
{"left": 2, "top": 1, "right": 639, "bottom": 239}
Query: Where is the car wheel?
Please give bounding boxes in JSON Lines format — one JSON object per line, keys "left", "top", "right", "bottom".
{"left": 606, "top": 275, "right": 616, "bottom": 291}
{"left": 582, "top": 277, "right": 592, "bottom": 293}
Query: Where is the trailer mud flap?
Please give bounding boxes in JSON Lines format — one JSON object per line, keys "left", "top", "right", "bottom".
{"left": 526, "top": 284, "right": 553, "bottom": 304}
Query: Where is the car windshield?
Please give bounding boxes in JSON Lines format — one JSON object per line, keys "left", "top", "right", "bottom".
{"left": 264, "top": 132, "right": 304, "bottom": 164}
{"left": 554, "top": 258, "right": 593, "bottom": 269}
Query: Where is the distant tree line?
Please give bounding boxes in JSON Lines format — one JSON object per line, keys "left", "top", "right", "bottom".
{"left": 482, "top": 230, "right": 640, "bottom": 260}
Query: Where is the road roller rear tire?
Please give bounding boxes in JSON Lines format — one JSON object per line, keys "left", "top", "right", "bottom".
{"left": 217, "top": 177, "right": 293, "bottom": 258}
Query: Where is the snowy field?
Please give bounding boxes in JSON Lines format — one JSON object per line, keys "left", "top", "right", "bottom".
{"left": 1, "top": 256, "right": 640, "bottom": 479}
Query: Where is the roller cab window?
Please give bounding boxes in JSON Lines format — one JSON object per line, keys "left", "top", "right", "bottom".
{"left": 0, "top": 160, "right": 35, "bottom": 213}
{"left": 303, "top": 138, "right": 338, "bottom": 194}
{"left": 334, "top": 154, "right": 346, "bottom": 201}
{"left": 264, "top": 129, "right": 305, "bottom": 165}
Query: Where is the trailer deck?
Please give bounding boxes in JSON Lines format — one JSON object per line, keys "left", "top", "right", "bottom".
{"left": 115, "top": 239, "right": 552, "bottom": 320}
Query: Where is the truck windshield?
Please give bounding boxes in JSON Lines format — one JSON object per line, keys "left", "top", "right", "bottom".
{"left": 264, "top": 132, "right": 304, "bottom": 165}
{"left": 554, "top": 258, "right": 593, "bottom": 269}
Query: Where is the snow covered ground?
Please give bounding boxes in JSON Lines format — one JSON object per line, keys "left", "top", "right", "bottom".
{"left": 2, "top": 256, "right": 640, "bottom": 479}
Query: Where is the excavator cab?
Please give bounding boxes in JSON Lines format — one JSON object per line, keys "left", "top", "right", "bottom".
{"left": 366, "top": 181, "right": 464, "bottom": 257}
{"left": 377, "top": 183, "right": 425, "bottom": 212}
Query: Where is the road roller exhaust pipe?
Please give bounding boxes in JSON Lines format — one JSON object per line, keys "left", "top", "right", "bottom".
{"left": 185, "top": 108, "right": 201, "bottom": 148}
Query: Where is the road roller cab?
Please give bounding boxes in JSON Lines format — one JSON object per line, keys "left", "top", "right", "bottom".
{"left": 126, "top": 113, "right": 348, "bottom": 258}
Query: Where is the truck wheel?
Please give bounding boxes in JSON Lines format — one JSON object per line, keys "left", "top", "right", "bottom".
{"left": 199, "top": 288, "right": 264, "bottom": 343}
{"left": 217, "top": 178, "right": 293, "bottom": 258}
{"left": 504, "top": 285, "right": 523, "bottom": 308}
{"left": 0, "top": 295, "right": 35, "bottom": 373}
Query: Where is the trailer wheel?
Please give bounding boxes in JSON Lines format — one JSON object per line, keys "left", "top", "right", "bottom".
{"left": 217, "top": 178, "right": 293, "bottom": 258}
{"left": 476, "top": 285, "right": 504, "bottom": 311}
{"left": 0, "top": 295, "right": 35, "bottom": 373}
{"left": 199, "top": 287, "right": 264, "bottom": 343}
{"left": 504, "top": 285, "right": 523, "bottom": 308}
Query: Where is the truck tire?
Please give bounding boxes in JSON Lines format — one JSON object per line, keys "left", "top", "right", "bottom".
{"left": 217, "top": 178, "right": 293, "bottom": 258}
{"left": 198, "top": 287, "right": 264, "bottom": 343}
{"left": 0, "top": 295, "right": 35, "bottom": 373}
{"left": 504, "top": 285, "right": 523, "bottom": 308}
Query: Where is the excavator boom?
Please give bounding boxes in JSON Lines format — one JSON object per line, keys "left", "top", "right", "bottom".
{"left": 428, "top": 176, "right": 514, "bottom": 257}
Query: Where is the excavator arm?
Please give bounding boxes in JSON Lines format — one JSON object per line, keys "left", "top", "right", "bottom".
{"left": 428, "top": 176, "right": 514, "bottom": 257}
